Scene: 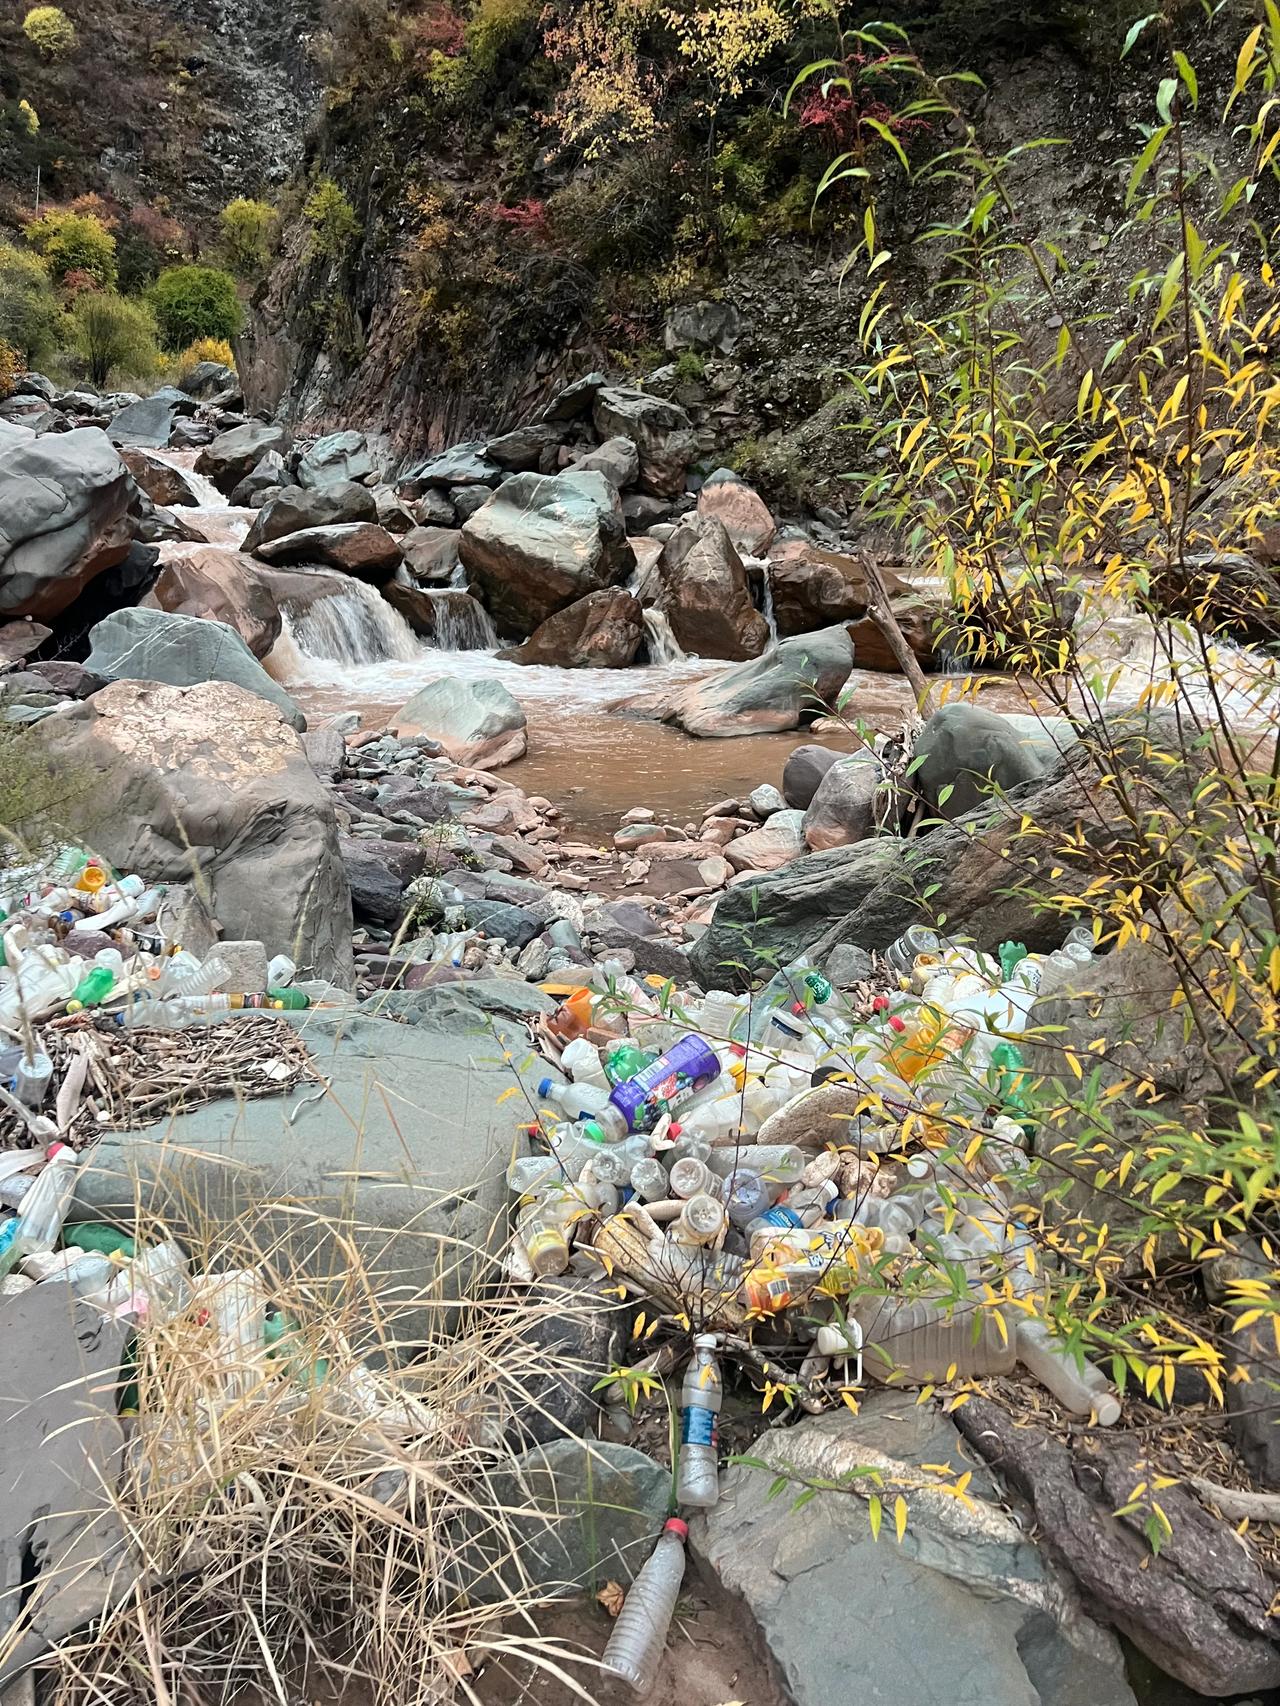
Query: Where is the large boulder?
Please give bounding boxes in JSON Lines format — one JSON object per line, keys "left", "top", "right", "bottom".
{"left": 253, "top": 522, "right": 402, "bottom": 582}
{"left": 766, "top": 541, "right": 913, "bottom": 638}
{"left": 107, "top": 386, "right": 196, "bottom": 449}
{"left": 782, "top": 743, "right": 841, "bottom": 810}
{"left": 195, "top": 422, "right": 289, "bottom": 495}
{"left": 912, "top": 704, "right": 1076, "bottom": 821}
{"left": 119, "top": 447, "right": 203, "bottom": 508}
{"left": 724, "top": 809, "right": 806, "bottom": 872}
{"left": 847, "top": 596, "right": 939, "bottom": 671}
{"left": 572, "top": 437, "right": 639, "bottom": 489}
{"left": 241, "top": 482, "right": 378, "bottom": 553}
{"left": 84, "top": 605, "right": 304, "bottom": 729}
{"left": 656, "top": 516, "right": 769, "bottom": 661}
{"left": 31, "top": 680, "right": 352, "bottom": 980}
{"left": 296, "top": 429, "right": 376, "bottom": 489}
{"left": 483, "top": 421, "right": 564, "bottom": 472}
{"left": 394, "top": 675, "right": 528, "bottom": 768}
{"left": 0, "top": 428, "right": 134, "bottom": 620}
{"left": 591, "top": 387, "right": 696, "bottom": 497}
{"left": 693, "top": 1401, "right": 1135, "bottom": 1706}
{"left": 401, "top": 525, "right": 461, "bottom": 585}
{"left": 458, "top": 469, "right": 628, "bottom": 637}
{"left": 500, "top": 588, "right": 643, "bottom": 668}
{"left": 402, "top": 443, "right": 501, "bottom": 492}
{"left": 177, "top": 360, "right": 234, "bottom": 398}
{"left": 139, "top": 547, "right": 282, "bottom": 659}
{"left": 803, "top": 750, "right": 885, "bottom": 850}
{"left": 697, "top": 469, "right": 775, "bottom": 556}
{"left": 662, "top": 625, "right": 852, "bottom": 738}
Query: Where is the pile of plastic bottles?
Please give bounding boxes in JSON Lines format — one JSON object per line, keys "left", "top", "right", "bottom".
{"left": 0, "top": 848, "right": 336, "bottom": 1118}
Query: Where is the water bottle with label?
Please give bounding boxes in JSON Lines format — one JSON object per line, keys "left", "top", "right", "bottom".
{"left": 676, "top": 1333, "right": 722, "bottom": 1508}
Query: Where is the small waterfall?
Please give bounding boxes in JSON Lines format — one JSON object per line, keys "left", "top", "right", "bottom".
{"left": 427, "top": 589, "right": 499, "bottom": 652}
{"left": 747, "top": 554, "right": 778, "bottom": 642}
{"left": 449, "top": 560, "right": 467, "bottom": 589}
{"left": 286, "top": 582, "right": 421, "bottom": 665}
{"left": 643, "top": 608, "right": 686, "bottom": 665}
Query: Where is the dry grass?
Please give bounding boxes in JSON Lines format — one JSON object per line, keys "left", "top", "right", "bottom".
{"left": 16, "top": 1200, "right": 611, "bottom": 1706}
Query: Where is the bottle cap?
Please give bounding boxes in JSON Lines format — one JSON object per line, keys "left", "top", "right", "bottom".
{"left": 582, "top": 1121, "right": 607, "bottom": 1144}
{"left": 663, "top": 1517, "right": 689, "bottom": 1538}
{"left": 668, "top": 1122, "right": 682, "bottom": 1138}
{"left": 887, "top": 1015, "right": 906, "bottom": 1033}
{"left": 537, "top": 1077, "right": 553, "bottom": 1098}
{"left": 693, "top": 1332, "right": 718, "bottom": 1350}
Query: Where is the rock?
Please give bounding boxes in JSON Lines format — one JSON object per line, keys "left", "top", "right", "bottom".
{"left": 621, "top": 492, "right": 672, "bottom": 532}
{"left": 119, "top": 446, "right": 203, "bottom": 507}
{"left": 12, "top": 371, "right": 55, "bottom": 400}
{"left": 749, "top": 783, "right": 786, "bottom": 818}
{"left": 656, "top": 517, "right": 769, "bottom": 660}
{"left": 133, "top": 498, "right": 204, "bottom": 547}
{"left": 459, "top": 469, "right": 629, "bottom": 637}
{"left": 25, "top": 660, "right": 104, "bottom": 698}
{"left": 371, "top": 485, "right": 416, "bottom": 534}
{"left": 692, "top": 1401, "right": 1135, "bottom": 1706}
{"left": 415, "top": 488, "right": 457, "bottom": 527}
{"left": 84, "top": 606, "right": 304, "bottom": 729}
{"left": 177, "top": 360, "right": 235, "bottom": 398}
{"left": 451, "top": 485, "right": 490, "bottom": 523}
{"left": 665, "top": 299, "right": 743, "bottom": 354}
{"left": 401, "top": 526, "right": 461, "bottom": 585}
{"left": 956, "top": 1397, "right": 1277, "bottom": 1697}
{"left": 32, "top": 680, "right": 350, "bottom": 979}
{"left": 663, "top": 626, "right": 853, "bottom": 738}
{"left": 168, "top": 418, "right": 215, "bottom": 449}
{"left": 1204, "top": 1237, "right": 1280, "bottom": 1488}
{"left": 229, "top": 450, "right": 287, "bottom": 506}
{"left": 301, "top": 725, "right": 346, "bottom": 780}
{"left": 403, "top": 443, "right": 500, "bottom": 491}
{"left": 254, "top": 522, "right": 403, "bottom": 581}
{"left": 725, "top": 809, "right": 806, "bottom": 872}
{"left": 72, "top": 1010, "right": 527, "bottom": 1325}
{"left": 572, "top": 435, "right": 640, "bottom": 488}
{"left": 697, "top": 469, "right": 776, "bottom": 555}
{"left": 783, "top": 743, "right": 841, "bottom": 809}
{"left": 803, "top": 750, "right": 884, "bottom": 850}
{"left": 341, "top": 835, "right": 427, "bottom": 926}
{"left": 847, "top": 596, "right": 939, "bottom": 671}
{"left": 823, "top": 941, "right": 874, "bottom": 987}
{"left": 0, "top": 427, "right": 134, "bottom": 620}
{"left": 297, "top": 429, "right": 376, "bottom": 488}
{"left": 500, "top": 588, "right": 643, "bottom": 668}
{"left": 195, "top": 421, "right": 289, "bottom": 494}
{"left": 590, "top": 921, "right": 691, "bottom": 982}
{"left": 0, "top": 1286, "right": 137, "bottom": 1684}
{"left": 0, "top": 420, "right": 35, "bottom": 450}
{"left": 140, "top": 547, "right": 282, "bottom": 659}
{"left": 373, "top": 980, "right": 555, "bottom": 1030}
{"left": 766, "top": 540, "right": 910, "bottom": 637}
{"left": 540, "top": 371, "right": 607, "bottom": 422}
{"left": 0, "top": 618, "right": 52, "bottom": 664}
{"left": 591, "top": 386, "right": 697, "bottom": 497}
{"left": 107, "top": 387, "right": 195, "bottom": 448}
{"left": 913, "top": 705, "right": 1076, "bottom": 821}
{"left": 484, "top": 421, "right": 564, "bottom": 470}
{"left": 460, "top": 898, "right": 541, "bottom": 949}
{"left": 505, "top": 1275, "right": 626, "bottom": 1444}
{"left": 210, "top": 938, "right": 269, "bottom": 993}
{"left": 394, "top": 676, "right": 528, "bottom": 768}
{"left": 242, "top": 483, "right": 379, "bottom": 552}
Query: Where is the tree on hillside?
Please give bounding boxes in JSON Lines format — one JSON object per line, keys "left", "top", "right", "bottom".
{"left": 0, "top": 243, "right": 63, "bottom": 364}
{"left": 219, "top": 197, "right": 278, "bottom": 278}
{"left": 25, "top": 209, "right": 117, "bottom": 287}
{"left": 67, "top": 290, "right": 159, "bottom": 385}
{"left": 149, "top": 264, "right": 242, "bottom": 350}
{"left": 22, "top": 6, "right": 76, "bottom": 58}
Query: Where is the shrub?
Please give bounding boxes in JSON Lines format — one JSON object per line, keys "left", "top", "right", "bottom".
{"left": 218, "top": 196, "right": 277, "bottom": 277}
{"left": 178, "top": 335, "right": 235, "bottom": 372}
{"left": 465, "top": 0, "right": 540, "bottom": 73}
{"left": 67, "top": 290, "right": 160, "bottom": 386}
{"left": 0, "top": 339, "right": 21, "bottom": 399}
{"left": 0, "top": 242, "right": 64, "bottom": 364}
{"left": 25, "top": 209, "right": 117, "bottom": 287}
{"left": 148, "top": 264, "right": 242, "bottom": 350}
{"left": 303, "top": 178, "right": 361, "bottom": 261}
{"left": 21, "top": 5, "right": 76, "bottom": 58}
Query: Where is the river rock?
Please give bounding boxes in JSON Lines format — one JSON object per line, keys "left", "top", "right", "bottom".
{"left": 229, "top": 450, "right": 288, "bottom": 506}
{"left": 107, "top": 386, "right": 196, "bottom": 449}
{"left": 663, "top": 625, "right": 853, "bottom": 738}
{"left": 401, "top": 525, "right": 461, "bottom": 584}
{"left": 783, "top": 743, "right": 840, "bottom": 809}
{"left": 178, "top": 359, "right": 234, "bottom": 398}
{"left": 341, "top": 835, "right": 427, "bottom": 926}
{"left": 403, "top": 443, "right": 500, "bottom": 491}
{"left": 484, "top": 421, "right": 564, "bottom": 471}
{"left": 767, "top": 541, "right": 911, "bottom": 637}
{"left": 32, "top": 680, "right": 351, "bottom": 979}
{"left": 394, "top": 676, "right": 528, "bottom": 768}
{"left": 692, "top": 1401, "right": 1135, "bottom": 1706}
{"left": 451, "top": 485, "right": 490, "bottom": 523}
{"left": 119, "top": 446, "right": 203, "bottom": 507}
{"left": 242, "top": 483, "right": 379, "bottom": 553}
{"left": 572, "top": 436, "right": 640, "bottom": 489}
{"left": 0, "top": 427, "right": 134, "bottom": 620}
{"left": 656, "top": 516, "right": 769, "bottom": 660}
{"left": 848, "top": 595, "right": 939, "bottom": 671}
{"left": 913, "top": 704, "right": 1076, "bottom": 821}
{"left": 591, "top": 386, "right": 696, "bottom": 497}
{"left": 253, "top": 522, "right": 403, "bottom": 582}
{"left": 140, "top": 547, "right": 282, "bottom": 659}
{"left": 371, "top": 485, "right": 416, "bottom": 533}
{"left": 458, "top": 468, "right": 628, "bottom": 636}
{"left": 500, "top": 588, "right": 643, "bottom": 668}
{"left": 297, "top": 429, "right": 376, "bottom": 489}
{"left": 803, "top": 750, "right": 884, "bottom": 850}
{"left": 724, "top": 809, "right": 806, "bottom": 872}
{"left": 84, "top": 606, "right": 304, "bottom": 729}
{"left": 416, "top": 488, "right": 457, "bottom": 527}
{"left": 541, "top": 371, "right": 606, "bottom": 422}
{"left": 195, "top": 421, "right": 289, "bottom": 494}
{"left": 749, "top": 783, "right": 787, "bottom": 818}
{"left": 697, "top": 469, "right": 776, "bottom": 555}
{"left": 956, "top": 1397, "right": 1278, "bottom": 1696}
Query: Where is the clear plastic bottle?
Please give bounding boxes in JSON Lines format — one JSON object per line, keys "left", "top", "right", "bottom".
{"left": 673, "top": 1192, "right": 727, "bottom": 1246}
{"left": 677, "top": 1334, "right": 722, "bottom": 1507}
{"left": 267, "top": 954, "right": 297, "bottom": 987}
{"left": 507, "top": 1153, "right": 564, "bottom": 1195}
{"left": 163, "top": 953, "right": 230, "bottom": 1000}
{"left": 560, "top": 1037, "right": 608, "bottom": 1090}
{"left": 0, "top": 1142, "right": 78, "bottom": 1277}
{"left": 630, "top": 1157, "right": 669, "bottom": 1202}
{"left": 601, "top": 1518, "right": 689, "bottom": 1693}
{"left": 722, "top": 1168, "right": 772, "bottom": 1227}
{"left": 537, "top": 1076, "right": 612, "bottom": 1121}
{"left": 854, "top": 1294, "right": 1016, "bottom": 1384}
{"left": 668, "top": 1156, "right": 719, "bottom": 1200}
{"left": 1015, "top": 1317, "right": 1121, "bottom": 1424}
{"left": 705, "top": 1144, "right": 804, "bottom": 1186}
{"left": 13, "top": 1050, "right": 53, "bottom": 1109}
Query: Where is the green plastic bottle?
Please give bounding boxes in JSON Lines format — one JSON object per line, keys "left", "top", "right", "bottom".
{"left": 604, "top": 1043, "right": 657, "bottom": 1086}
{"left": 268, "top": 986, "right": 310, "bottom": 1010}
{"left": 990, "top": 1041, "right": 1035, "bottom": 1131}
{"left": 998, "top": 941, "right": 1029, "bottom": 981}
{"left": 68, "top": 966, "right": 116, "bottom": 1010}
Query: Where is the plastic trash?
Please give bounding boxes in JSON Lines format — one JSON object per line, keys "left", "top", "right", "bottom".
{"left": 13, "top": 1050, "right": 53, "bottom": 1109}
{"left": 673, "top": 1192, "right": 727, "bottom": 1246}
{"left": 561, "top": 1037, "right": 609, "bottom": 1089}
{"left": 67, "top": 965, "right": 116, "bottom": 1011}
{"left": 597, "top": 1035, "right": 722, "bottom": 1137}
{"left": 537, "top": 1076, "right": 612, "bottom": 1121}
{"left": 601, "top": 1517, "right": 689, "bottom": 1694}
{"left": 677, "top": 1333, "right": 722, "bottom": 1508}
{"left": 854, "top": 1293, "right": 1016, "bottom": 1384}
{"left": 0, "top": 1141, "right": 78, "bottom": 1277}
{"left": 1015, "top": 1316, "right": 1121, "bottom": 1424}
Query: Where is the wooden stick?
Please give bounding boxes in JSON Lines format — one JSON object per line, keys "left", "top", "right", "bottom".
{"left": 860, "top": 553, "right": 936, "bottom": 719}
{"left": 1188, "top": 1475, "right": 1280, "bottom": 1523}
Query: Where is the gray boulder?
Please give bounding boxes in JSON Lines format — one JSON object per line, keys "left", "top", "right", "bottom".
{"left": 783, "top": 743, "right": 840, "bottom": 809}
{"left": 297, "top": 429, "right": 376, "bottom": 488}
{"left": 656, "top": 516, "right": 769, "bottom": 661}
{"left": 665, "top": 299, "right": 743, "bottom": 354}
{"left": 749, "top": 783, "right": 786, "bottom": 818}
{"left": 499, "top": 587, "right": 643, "bottom": 668}
{"left": 107, "top": 387, "right": 196, "bottom": 448}
{"left": 32, "top": 679, "right": 351, "bottom": 979}
{"left": 253, "top": 522, "right": 403, "bottom": 582}
{"left": 241, "top": 482, "right": 378, "bottom": 552}
{"left": 663, "top": 625, "right": 852, "bottom": 737}
{"left": 572, "top": 436, "right": 640, "bottom": 489}
{"left": 395, "top": 675, "right": 528, "bottom": 768}
{"left": 372, "top": 485, "right": 416, "bottom": 533}
{"left": 403, "top": 443, "right": 500, "bottom": 491}
{"left": 459, "top": 468, "right": 629, "bottom": 636}
{"left": 803, "top": 750, "right": 885, "bottom": 850}
{"left": 177, "top": 359, "right": 235, "bottom": 398}
{"left": 196, "top": 421, "right": 290, "bottom": 494}
{"left": 84, "top": 605, "right": 304, "bottom": 728}
{"left": 401, "top": 525, "right": 460, "bottom": 585}
{"left": 484, "top": 421, "right": 563, "bottom": 471}
{"left": 725, "top": 809, "right": 806, "bottom": 872}
{"left": 0, "top": 427, "right": 134, "bottom": 620}
{"left": 229, "top": 450, "right": 288, "bottom": 506}
{"left": 540, "top": 371, "right": 606, "bottom": 422}
{"left": 592, "top": 386, "right": 696, "bottom": 496}
{"left": 913, "top": 704, "right": 1076, "bottom": 820}
{"left": 692, "top": 1401, "right": 1135, "bottom": 1706}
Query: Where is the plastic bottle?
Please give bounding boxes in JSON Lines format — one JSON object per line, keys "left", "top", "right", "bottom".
{"left": 549, "top": 987, "right": 595, "bottom": 1040}
{"left": 13, "top": 1051, "right": 53, "bottom": 1109}
{"left": 507, "top": 1154, "right": 564, "bottom": 1196}
{"left": 67, "top": 965, "right": 116, "bottom": 1011}
{"left": 0, "top": 1142, "right": 78, "bottom": 1277}
{"left": 673, "top": 1193, "right": 727, "bottom": 1246}
{"left": 268, "top": 987, "right": 310, "bottom": 1010}
{"left": 561, "top": 1037, "right": 609, "bottom": 1090}
{"left": 697, "top": 990, "right": 745, "bottom": 1041}
{"left": 629, "top": 1157, "right": 669, "bottom": 1202}
{"left": 601, "top": 1518, "right": 689, "bottom": 1693}
{"left": 677, "top": 1334, "right": 722, "bottom": 1507}
{"left": 1015, "top": 1316, "right": 1121, "bottom": 1424}
{"left": 537, "top": 1076, "right": 612, "bottom": 1121}
{"left": 705, "top": 1145, "right": 805, "bottom": 1187}
{"left": 163, "top": 953, "right": 230, "bottom": 1000}
{"left": 603, "top": 1042, "right": 658, "bottom": 1086}
{"left": 267, "top": 954, "right": 297, "bottom": 987}
{"left": 668, "top": 1156, "right": 719, "bottom": 1200}
{"left": 668, "top": 1094, "right": 740, "bottom": 1145}
{"left": 722, "top": 1168, "right": 772, "bottom": 1227}
{"left": 884, "top": 926, "right": 940, "bottom": 981}
{"left": 854, "top": 1294, "right": 1016, "bottom": 1384}
{"left": 600, "top": 1036, "right": 722, "bottom": 1137}
{"left": 73, "top": 863, "right": 108, "bottom": 895}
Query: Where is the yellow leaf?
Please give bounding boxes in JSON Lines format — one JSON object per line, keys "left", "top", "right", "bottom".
{"left": 894, "top": 1495, "right": 908, "bottom": 1542}
{"left": 597, "top": 1581, "right": 626, "bottom": 1618}
{"left": 496, "top": 1085, "right": 522, "bottom": 1104}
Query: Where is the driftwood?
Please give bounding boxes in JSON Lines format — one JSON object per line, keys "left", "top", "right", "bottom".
{"left": 860, "top": 553, "right": 936, "bottom": 719}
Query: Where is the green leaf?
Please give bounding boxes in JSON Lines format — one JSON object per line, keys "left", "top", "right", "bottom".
{"left": 1173, "top": 51, "right": 1198, "bottom": 107}
{"left": 868, "top": 1494, "right": 883, "bottom": 1540}
{"left": 784, "top": 58, "right": 840, "bottom": 117}
{"left": 1127, "top": 125, "right": 1170, "bottom": 205}
{"left": 1120, "top": 13, "right": 1157, "bottom": 57}
{"left": 1156, "top": 77, "right": 1179, "bottom": 123}
{"left": 862, "top": 116, "right": 910, "bottom": 173}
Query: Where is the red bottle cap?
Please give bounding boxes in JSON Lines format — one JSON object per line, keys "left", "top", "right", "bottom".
{"left": 791, "top": 1001, "right": 805, "bottom": 1016}
{"left": 664, "top": 1517, "right": 690, "bottom": 1538}
{"left": 729, "top": 1044, "right": 746, "bottom": 1058}
{"left": 668, "top": 1123, "right": 683, "bottom": 1138}
{"left": 888, "top": 1015, "right": 906, "bottom": 1033}
{"left": 872, "top": 995, "right": 889, "bottom": 1012}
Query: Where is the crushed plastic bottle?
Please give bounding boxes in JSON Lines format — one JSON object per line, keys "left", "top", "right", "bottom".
{"left": 601, "top": 1518, "right": 688, "bottom": 1693}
